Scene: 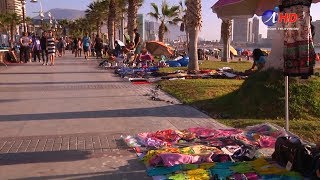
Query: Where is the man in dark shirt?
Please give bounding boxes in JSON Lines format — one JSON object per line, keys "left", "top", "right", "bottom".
{"left": 40, "top": 31, "right": 48, "bottom": 65}
{"left": 133, "top": 28, "right": 141, "bottom": 62}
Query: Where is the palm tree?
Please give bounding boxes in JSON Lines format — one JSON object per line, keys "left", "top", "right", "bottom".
{"left": 178, "top": 1, "right": 188, "bottom": 52}
{"left": 221, "top": 19, "right": 232, "bottom": 62}
{"left": 185, "top": 0, "right": 201, "bottom": 72}
{"left": 115, "top": 0, "right": 128, "bottom": 41}
{"left": 127, "top": 0, "right": 143, "bottom": 42}
{"left": 25, "top": 17, "right": 34, "bottom": 33}
{"left": 0, "top": 13, "right": 21, "bottom": 47}
{"left": 108, "top": 0, "right": 116, "bottom": 49}
{"left": 85, "top": 0, "right": 109, "bottom": 37}
{"left": 148, "top": 1, "right": 182, "bottom": 42}
{"left": 58, "top": 19, "right": 69, "bottom": 36}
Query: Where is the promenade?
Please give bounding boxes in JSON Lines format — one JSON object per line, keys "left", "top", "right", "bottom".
{"left": 0, "top": 53, "right": 225, "bottom": 179}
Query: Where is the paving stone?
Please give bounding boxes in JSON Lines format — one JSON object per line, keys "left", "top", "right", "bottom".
{"left": 0, "top": 52, "right": 225, "bottom": 179}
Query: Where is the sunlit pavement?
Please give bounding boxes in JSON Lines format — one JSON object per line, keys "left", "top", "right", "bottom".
{"left": 0, "top": 52, "right": 225, "bottom": 179}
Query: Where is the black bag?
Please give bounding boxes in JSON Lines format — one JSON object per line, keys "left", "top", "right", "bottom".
{"left": 272, "top": 136, "right": 315, "bottom": 176}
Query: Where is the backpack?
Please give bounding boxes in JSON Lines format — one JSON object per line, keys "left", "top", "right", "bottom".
{"left": 272, "top": 136, "right": 318, "bottom": 177}
{"left": 83, "top": 37, "right": 90, "bottom": 47}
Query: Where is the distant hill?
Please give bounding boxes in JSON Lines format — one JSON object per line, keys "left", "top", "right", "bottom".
{"left": 33, "top": 8, "right": 85, "bottom": 20}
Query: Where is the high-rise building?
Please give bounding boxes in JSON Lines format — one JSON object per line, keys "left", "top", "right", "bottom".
{"left": 137, "top": 14, "right": 145, "bottom": 41}
{"left": 252, "top": 17, "right": 259, "bottom": 43}
{"left": 248, "top": 21, "right": 253, "bottom": 42}
{"left": 267, "top": 28, "right": 276, "bottom": 39}
{"left": 233, "top": 17, "right": 249, "bottom": 43}
{"left": 0, "top": 0, "right": 24, "bottom": 18}
{"left": 312, "top": 20, "right": 320, "bottom": 45}
{"left": 145, "top": 21, "right": 158, "bottom": 41}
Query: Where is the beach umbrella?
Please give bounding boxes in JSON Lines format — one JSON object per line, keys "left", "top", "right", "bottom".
{"left": 146, "top": 41, "right": 174, "bottom": 57}
{"left": 242, "top": 50, "right": 252, "bottom": 56}
{"left": 116, "top": 39, "right": 125, "bottom": 47}
{"left": 230, "top": 45, "right": 238, "bottom": 56}
{"left": 212, "top": 0, "right": 320, "bottom": 18}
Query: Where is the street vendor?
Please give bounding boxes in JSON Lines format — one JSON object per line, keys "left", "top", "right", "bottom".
{"left": 248, "top": 48, "right": 266, "bottom": 71}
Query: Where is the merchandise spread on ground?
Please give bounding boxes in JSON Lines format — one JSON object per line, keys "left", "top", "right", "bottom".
{"left": 122, "top": 123, "right": 305, "bottom": 180}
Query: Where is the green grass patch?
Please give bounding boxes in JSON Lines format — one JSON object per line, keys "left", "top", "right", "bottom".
{"left": 158, "top": 69, "right": 320, "bottom": 142}
{"left": 158, "top": 61, "right": 252, "bottom": 73}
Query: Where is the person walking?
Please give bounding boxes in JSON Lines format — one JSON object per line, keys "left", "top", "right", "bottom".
{"left": 73, "top": 37, "right": 78, "bottom": 56}
{"left": 82, "top": 33, "right": 91, "bottom": 59}
{"left": 46, "top": 31, "right": 56, "bottom": 66}
{"left": 19, "top": 32, "right": 31, "bottom": 63}
{"left": 32, "top": 35, "right": 42, "bottom": 62}
{"left": 40, "top": 31, "right": 48, "bottom": 65}
{"left": 133, "top": 28, "right": 141, "bottom": 62}
{"left": 94, "top": 34, "right": 103, "bottom": 59}
{"left": 77, "top": 38, "right": 82, "bottom": 57}
{"left": 57, "top": 37, "right": 64, "bottom": 57}
{"left": 62, "top": 37, "right": 67, "bottom": 56}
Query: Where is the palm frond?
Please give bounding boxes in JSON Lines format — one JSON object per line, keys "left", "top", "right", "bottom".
{"left": 150, "top": 3, "right": 159, "bottom": 15}
{"left": 147, "top": 12, "right": 159, "bottom": 21}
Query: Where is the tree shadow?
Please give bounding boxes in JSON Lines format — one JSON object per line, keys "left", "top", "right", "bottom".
{"left": 12, "top": 159, "right": 151, "bottom": 180}
{"left": 0, "top": 150, "right": 92, "bottom": 165}
{"left": 0, "top": 105, "right": 204, "bottom": 122}
{"left": 190, "top": 70, "right": 286, "bottom": 120}
{"left": 0, "top": 81, "right": 124, "bottom": 86}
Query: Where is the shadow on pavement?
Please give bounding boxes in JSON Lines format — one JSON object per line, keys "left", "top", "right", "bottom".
{"left": 0, "top": 105, "right": 204, "bottom": 121}
{"left": 12, "top": 159, "right": 151, "bottom": 180}
{"left": 0, "top": 71, "right": 110, "bottom": 75}
{"left": 0, "top": 81, "right": 124, "bottom": 85}
{"left": 0, "top": 150, "right": 91, "bottom": 165}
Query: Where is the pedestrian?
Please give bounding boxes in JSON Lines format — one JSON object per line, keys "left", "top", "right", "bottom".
{"left": 62, "top": 37, "right": 67, "bottom": 56}
{"left": 73, "top": 37, "right": 78, "bottom": 56}
{"left": 40, "top": 31, "right": 48, "bottom": 65}
{"left": 94, "top": 34, "right": 103, "bottom": 59}
{"left": 133, "top": 28, "right": 141, "bottom": 62}
{"left": 77, "top": 38, "right": 82, "bottom": 57}
{"left": 46, "top": 31, "right": 56, "bottom": 66}
{"left": 82, "top": 33, "right": 91, "bottom": 59}
{"left": 32, "top": 35, "right": 41, "bottom": 62}
{"left": 28, "top": 32, "right": 33, "bottom": 62}
{"left": 57, "top": 37, "right": 64, "bottom": 57}
{"left": 19, "top": 32, "right": 31, "bottom": 63}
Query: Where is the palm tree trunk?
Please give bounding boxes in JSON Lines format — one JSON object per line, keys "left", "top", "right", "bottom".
{"left": 187, "top": 27, "right": 199, "bottom": 71}
{"left": 120, "top": 13, "right": 124, "bottom": 42}
{"left": 127, "top": 0, "right": 138, "bottom": 42}
{"left": 10, "top": 24, "right": 14, "bottom": 48}
{"left": 108, "top": 0, "right": 116, "bottom": 49}
{"left": 186, "top": 0, "right": 201, "bottom": 72}
{"left": 96, "top": 21, "right": 101, "bottom": 37}
{"left": 221, "top": 19, "right": 232, "bottom": 62}
{"left": 158, "top": 22, "right": 165, "bottom": 42}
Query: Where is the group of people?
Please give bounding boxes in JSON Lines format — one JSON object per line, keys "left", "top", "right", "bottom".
{"left": 71, "top": 33, "right": 104, "bottom": 60}
{"left": 19, "top": 31, "right": 67, "bottom": 66}
{"left": 108, "top": 28, "right": 143, "bottom": 64}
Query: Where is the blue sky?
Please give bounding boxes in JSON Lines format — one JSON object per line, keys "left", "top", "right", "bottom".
{"left": 26, "top": 0, "right": 320, "bottom": 41}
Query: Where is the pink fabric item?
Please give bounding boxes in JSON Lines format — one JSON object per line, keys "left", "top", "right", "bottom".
{"left": 214, "top": 129, "right": 243, "bottom": 138}
{"left": 258, "top": 136, "right": 276, "bottom": 148}
{"left": 140, "top": 54, "right": 154, "bottom": 61}
{"left": 188, "top": 127, "right": 217, "bottom": 138}
{"left": 137, "top": 133, "right": 169, "bottom": 147}
{"left": 149, "top": 153, "right": 200, "bottom": 167}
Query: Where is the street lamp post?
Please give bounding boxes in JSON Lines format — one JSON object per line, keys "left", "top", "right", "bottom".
{"left": 20, "top": 0, "right": 41, "bottom": 33}
{"left": 21, "top": 0, "right": 27, "bottom": 33}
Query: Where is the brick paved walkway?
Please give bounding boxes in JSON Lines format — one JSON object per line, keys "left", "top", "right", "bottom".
{"left": 0, "top": 53, "right": 226, "bottom": 179}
